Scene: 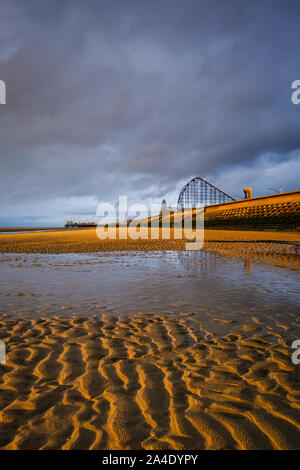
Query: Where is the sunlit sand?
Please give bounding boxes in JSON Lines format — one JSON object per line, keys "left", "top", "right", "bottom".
{"left": 0, "top": 229, "right": 299, "bottom": 449}
{"left": 0, "top": 227, "right": 299, "bottom": 254}
{"left": 0, "top": 313, "right": 299, "bottom": 449}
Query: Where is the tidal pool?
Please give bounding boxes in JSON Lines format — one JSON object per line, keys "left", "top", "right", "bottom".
{"left": 0, "top": 250, "right": 299, "bottom": 336}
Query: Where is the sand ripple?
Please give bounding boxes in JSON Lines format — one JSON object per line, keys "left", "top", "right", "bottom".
{"left": 0, "top": 314, "right": 299, "bottom": 450}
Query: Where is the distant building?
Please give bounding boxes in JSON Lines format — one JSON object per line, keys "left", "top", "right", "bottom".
{"left": 160, "top": 199, "right": 168, "bottom": 213}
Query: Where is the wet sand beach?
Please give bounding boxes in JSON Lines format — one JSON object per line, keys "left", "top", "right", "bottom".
{"left": 0, "top": 313, "right": 299, "bottom": 450}
{"left": 0, "top": 231, "right": 299, "bottom": 449}
{"left": 0, "top": 228, "right": 299, "bottom": 255}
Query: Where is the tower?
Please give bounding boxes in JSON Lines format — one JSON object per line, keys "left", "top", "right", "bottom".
{"left": 160, "top": 199, "right": 168, "bottom": 212}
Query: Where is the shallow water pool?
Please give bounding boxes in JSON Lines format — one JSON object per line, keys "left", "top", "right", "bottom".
{"left": 0, "top": 250, "right": 299, "bottom": 336}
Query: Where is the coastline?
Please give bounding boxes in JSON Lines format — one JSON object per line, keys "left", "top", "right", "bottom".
{"left": 0, "top": 228, "right": 299, "bottom": 450}
{"left": 0, "top": 228, "right": 299, "bottom": 255}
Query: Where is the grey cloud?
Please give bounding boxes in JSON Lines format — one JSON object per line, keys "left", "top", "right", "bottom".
{"left": 0, "top": 0, "right": 299, "bottom": 225}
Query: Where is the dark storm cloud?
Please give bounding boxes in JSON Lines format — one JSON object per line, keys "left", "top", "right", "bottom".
{"left": 0, "top": 0, "right": 299, "bottom": 224}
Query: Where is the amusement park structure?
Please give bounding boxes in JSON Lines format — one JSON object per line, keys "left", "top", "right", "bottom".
{"left": 177, "top": 176, "right": 235, "bottom": 209}
{"left": 64, "top": 176, "right": 299, "bottom": 231}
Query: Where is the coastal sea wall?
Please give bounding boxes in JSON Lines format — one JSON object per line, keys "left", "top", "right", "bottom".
{"left": 203, "top": 190, "right": 300, "bottom": 230}
{"left": 144, "top": 191, "right": 299, "bottom": 230}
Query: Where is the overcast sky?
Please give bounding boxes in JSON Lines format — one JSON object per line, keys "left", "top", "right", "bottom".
{"left": 0, "top": 0, "right": 299, "bottom": 226}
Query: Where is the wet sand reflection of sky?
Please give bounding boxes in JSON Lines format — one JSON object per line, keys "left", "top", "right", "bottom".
{"left": 0, "top": 251, "right": 299, "bottom": 335}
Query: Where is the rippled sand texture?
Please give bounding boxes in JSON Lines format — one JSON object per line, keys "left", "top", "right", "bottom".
{"left": 0, "top": 314, "right": 299, "bottom": 450}
{"left": 0, "top": 228, "right": 299, "bottom": 254}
